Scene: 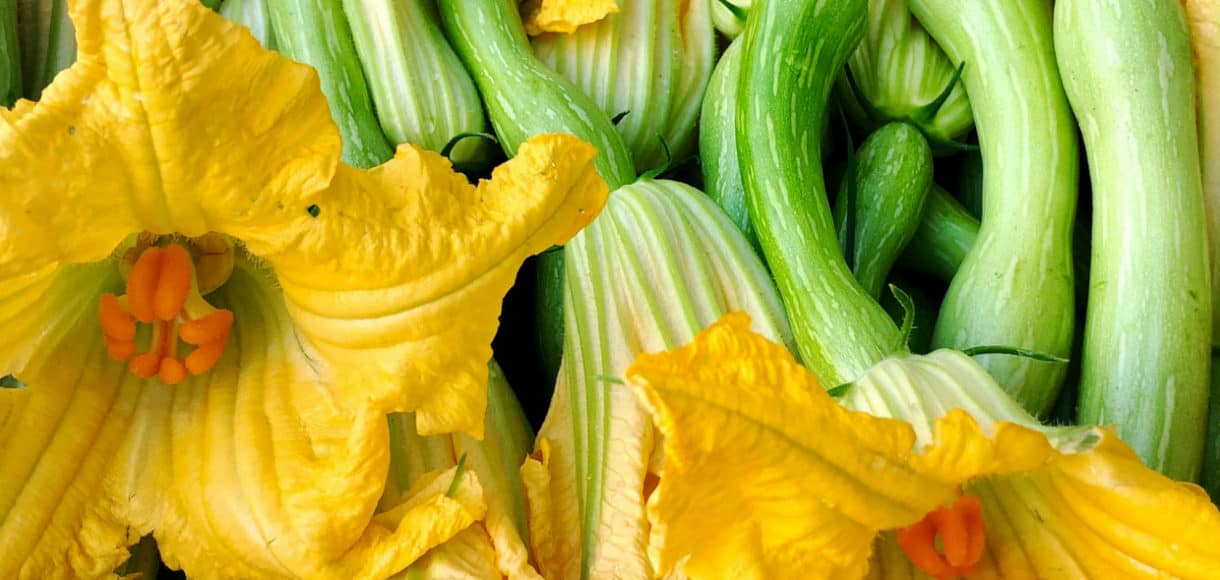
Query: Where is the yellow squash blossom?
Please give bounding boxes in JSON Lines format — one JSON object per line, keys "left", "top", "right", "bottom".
{"left": 520, "top": 0, "right": 619, "bottom": 35}
{"left": 626, "top": 314, "right": 1220, "bottom": 579}
{"left": 0, "top": 0, "right": 607, "bottom": 577}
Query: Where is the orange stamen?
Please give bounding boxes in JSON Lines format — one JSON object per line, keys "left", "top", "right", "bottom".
{"left": 185, "top": 340, "right": 227, "bottom": 376}
{"left": 897, "top": 493, "right": 986, "bottom": 580}
{"left": 104, "top": 336, "right": 137, "bottom": 361}
{"left": 153, "top": 244, "right": 193, "bottom": 321}
{"left": 103, "top": 240, "right": 234, "bottom": 383}
{"left": 179, "top": 310, "right": 234, "bottom": 345}
{"left": 158, "top": 357, "right": 187, "bottom": 385}
{"left": 98, "top": 293, "right": 136, "bottom": 341}
{"left": 126, "top": 246, "right": 164, "bottom": 323}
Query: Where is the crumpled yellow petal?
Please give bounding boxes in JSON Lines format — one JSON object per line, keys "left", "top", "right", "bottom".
{"left": 0, "top": 0, "right": 338, "bottom": 280}
{"left": 267, "top": 135, "right": 606, "bottom": 437}
{"left": 392, "top": 527, "right": 501, "bottom": 579}
{"left": 625, "top": 313, "right": 1220, "bottom": 579}
{"left": 520, "top": 0, "right": 619, "bottom": 35}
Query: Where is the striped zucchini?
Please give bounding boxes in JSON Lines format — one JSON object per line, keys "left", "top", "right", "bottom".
{"left": 1057, "top": 0, "right": 1211, "bottom": 480}
{"left": 910, "top": 0, "right": 1079, "bottom": 415}
{"left": 267, "top": 0, "right": 393, "bottom": 168}
{"left": 739, "top": 0, "right": 903, "bottom": 386}
{"left": 833, "top": 121, "right": 933, "bottom": 299}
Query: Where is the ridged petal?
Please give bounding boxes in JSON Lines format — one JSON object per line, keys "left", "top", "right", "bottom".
{"left": 267, "top": 135, "right": 606, "bottom": 437}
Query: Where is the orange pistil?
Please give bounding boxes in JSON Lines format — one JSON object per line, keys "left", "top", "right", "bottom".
{"left": 897, "top": 493, "right": 986, "bottom": 579}
{"left": 98, "top": 242, "right": 234, "bottom": 384}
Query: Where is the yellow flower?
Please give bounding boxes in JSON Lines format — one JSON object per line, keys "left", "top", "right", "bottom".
{"left": 520, "top": 0, "right": 619, "bottom": 35}
{"left": 626, "top": 313, "right": 1220, "bottom": 579}
{"left": 0, "top": 0, "right": 607, "bottom": 577}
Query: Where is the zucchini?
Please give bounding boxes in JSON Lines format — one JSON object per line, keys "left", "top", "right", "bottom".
{"left": 700, "top": 37, "right": 755, "bottom": 248}
{"left": 1057, "top": 0, "right": 1211, "bottom": 480}
{"left": 739, "top": 0, "right": 902, "bottom": 385}
{"left": 267, "top": 0, "right": 393, "bottom": 168}
{"left": 898, "top": 185, "right": 978, "bottom": 282}
{"left": 833, "top": 121, "right": 933, "bottom": 300}
{"left": 910, "top": 0, "right": 1079, "bottom": 415}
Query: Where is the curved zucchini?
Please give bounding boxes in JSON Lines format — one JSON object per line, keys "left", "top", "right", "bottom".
{"left": 738, "top": 0, "right": 902, "bottom": 385}
{"left": 910, "top": 0, "right": 1079, "bottom": 415}
{"left": 1057, "top": 0, "right": 1211, "bottom": 480}
{"left": 833, "top": 122, "right": 933, "bottom": 299}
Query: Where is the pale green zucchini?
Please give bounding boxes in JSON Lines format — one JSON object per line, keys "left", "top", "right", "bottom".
{"left": 700, "top": 37, "right": 754, "bottom": 248}
{"left": 910, "top": 0, "right": 1079, "bottom": 415}
{"left": 1057, "top": 0, "right": 1211, "bottom": 481}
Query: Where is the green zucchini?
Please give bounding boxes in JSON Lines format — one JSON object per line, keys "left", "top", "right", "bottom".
{"left": 267, "top": 0, "right": 393, "bottom": 168}
{"left": 700, "top": 37, "right": 755, "bottom": 249}
{"left": 898, "top": 184, "right": 978, "bottom": 282}
{"left": 739, "top": 0, "right": 902, "bottom": 386}
{"left": 910, "top": 0, "right": 1079, "bottom": 415}
{"left": 833, "top": 121, "right": 933, "bottom": 300}
{"left": 1057, "top": 0, "right": 1211, "bottom": 480}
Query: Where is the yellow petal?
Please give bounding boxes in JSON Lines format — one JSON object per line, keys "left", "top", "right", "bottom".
{"left": 520, "top": 0, "right": 619, "bottom": 35}
{"left": 391, "top": 527, "right": 501, "bottom": 579}
{"left": 267, "top": 134, "right": 606, "bottom": 437}
{"left": 0, "top": 0, "right": 339, "bottom": 279}
{"left": 625, "top": 315, "right": 1042, "bottom": 577}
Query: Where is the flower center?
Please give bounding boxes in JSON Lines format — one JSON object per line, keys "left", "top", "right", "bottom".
{"left": 896, "top": 492, "right": 986, "bottom": 579}
{"left": 97, "top": 239, "right": 235, "bottom": 384}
